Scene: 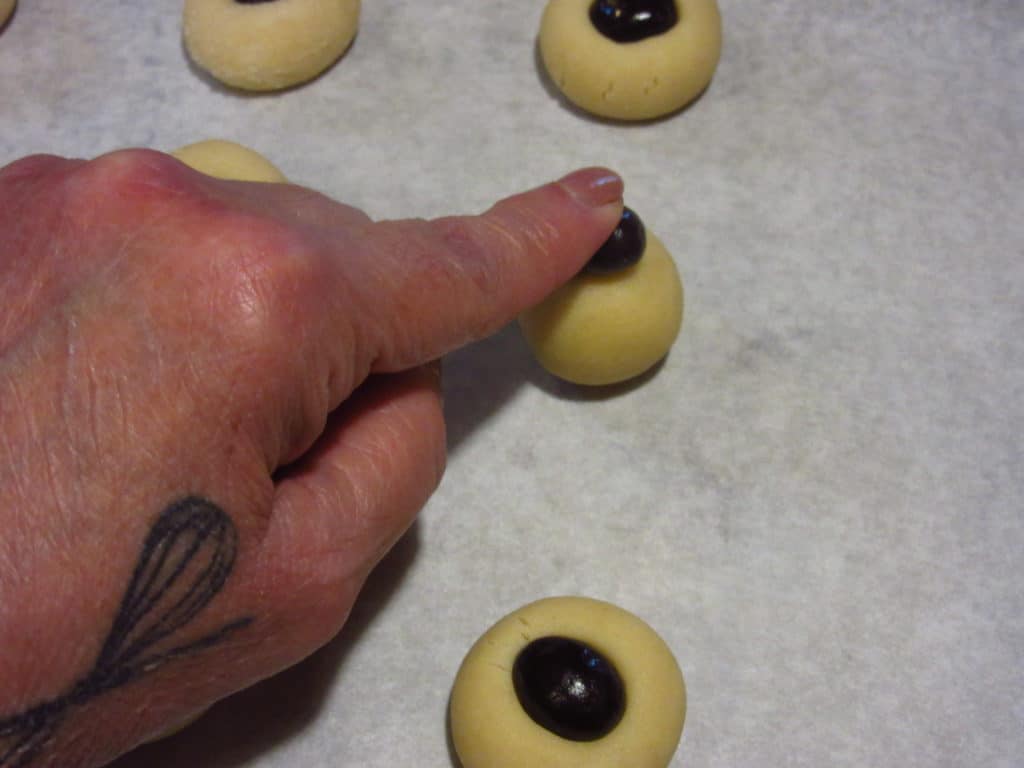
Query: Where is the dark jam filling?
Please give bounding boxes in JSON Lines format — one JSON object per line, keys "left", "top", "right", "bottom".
{"left": 512, "top": 636, "right": 626, "bottom": 741}
{"left": 584, "top": 206, "right": 646, "bottom": 274}
{"left": 589, "top": 0, "right": 679, "bottom": 43}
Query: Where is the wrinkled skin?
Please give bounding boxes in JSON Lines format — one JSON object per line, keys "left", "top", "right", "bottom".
{"left": 0, "top": 149, "right": 622, "bottom": 767}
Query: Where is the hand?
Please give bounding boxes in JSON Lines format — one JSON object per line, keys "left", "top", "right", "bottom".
{"left": 0, "top": 149, "right": 623, "bottom": 767}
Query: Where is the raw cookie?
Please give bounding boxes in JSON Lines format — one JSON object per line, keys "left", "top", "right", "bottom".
{"left": 519, "top": 207, "right": 683, "bottom": 386}
{"left": 450, "top": 596, "right": 686, "bottom": 768}
{"left": 539, "top": 0, "right": 722, "bottom": 120}
{"left": 0, "top": 0, "right": 16, "bottom": 29}
{"left": 171, "top": 139, "right": 288, "bottom": 182}
{"left": 183, "top": 0, "right": 360, "bottom": 91}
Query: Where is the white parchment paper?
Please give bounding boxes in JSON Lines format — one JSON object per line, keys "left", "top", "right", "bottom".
{"left": 1, "top": 1, "right": 1021, "bottom": 766}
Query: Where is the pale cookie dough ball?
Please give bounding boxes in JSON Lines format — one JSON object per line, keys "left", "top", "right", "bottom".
{"left": 450, "top": 596, "right": 687, "bottom": 768}
{"left": 0, "top": 0, "right": 16, "bottom": 29}
{"left": 519, "top": 207, "right": 683, "bottom": 386}
{"left": 183, "top": 0, "right": 360, "bottom": 91}
{"left": 171, "top": 139, "right": 288, "bottom": 182}
{"left": 539, "top": 0, "right": 722, "bottom": 120}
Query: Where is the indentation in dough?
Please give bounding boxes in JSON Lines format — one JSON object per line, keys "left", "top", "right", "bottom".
{"left": 450, "top": 596, "right": 687, "bottom": 768}
{"left": 537, "top": 0, "right": 723, "bottom": 120}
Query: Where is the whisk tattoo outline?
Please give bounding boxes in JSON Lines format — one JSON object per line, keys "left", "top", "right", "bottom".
{"left": 0, "top": 496, "right": 254, "bottom": 767}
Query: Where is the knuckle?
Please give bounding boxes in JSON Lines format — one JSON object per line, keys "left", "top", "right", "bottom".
{"left": 0, "top": 156, "right": 79, "bottom": 243}
{"left": 0, "top": 153, "right": 72, "bottom": 185}
{"left": 205, "top": 218, "right": 326, "bottom": 351}
{"left": 63, "top": 149, "right": 196, "bottom": 217}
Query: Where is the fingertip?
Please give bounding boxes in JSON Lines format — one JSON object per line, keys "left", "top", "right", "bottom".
{"left": 555, "top": 167, "right": 624, "bottom": 209}
{"left": 483, "top": 166, "right": 625, "bottom": 287}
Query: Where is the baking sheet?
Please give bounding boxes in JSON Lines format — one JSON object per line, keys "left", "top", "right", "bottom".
{"left": 1, "top": 1, "right": 1022, "bottom": 766}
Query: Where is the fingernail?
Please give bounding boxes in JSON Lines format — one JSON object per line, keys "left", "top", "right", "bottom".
{"left": 558, "top": 167, "right": 624, "bottom": 208}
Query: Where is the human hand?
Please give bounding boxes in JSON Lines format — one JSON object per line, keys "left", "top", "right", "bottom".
{"left": 0, "top": 149, "right": 622, "bottom": 767}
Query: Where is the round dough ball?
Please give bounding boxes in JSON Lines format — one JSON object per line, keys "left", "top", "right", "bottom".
{"left": 183, "top": 0, "right": 360, "bottom": 92}
{"left": 0, "top": 0, "right": 16, "bottom": 29}
{"left": 171, "top": 139, "right": 288, "bottom": 182}
{"left": 539, "top": 0, "right": 722, "bottom": 120}
{"left": 519, "top": 221, "right": 683, "bottom": 386}
{"left": 450, "top": 596, "right": 686, "bottom": 768}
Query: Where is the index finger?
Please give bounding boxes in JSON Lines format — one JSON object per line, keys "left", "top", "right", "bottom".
{"left": 354, "top": 167, "right": 624, "bottom": 372}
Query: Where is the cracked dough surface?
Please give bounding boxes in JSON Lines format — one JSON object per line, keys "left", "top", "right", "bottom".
{"left": 171, "top": 139, "right": 288, "bottom": 182}
{"left": 519, "top": 231, "right": 683, "bottom": 385}
{"left": 450, "top": 596, "right": 687, "bottom": 768}
{"left": 539, "top": 0, "right": 722, "bottom": 120}
{"left": 183, "top": 0, "right": 360, "bottom": 91}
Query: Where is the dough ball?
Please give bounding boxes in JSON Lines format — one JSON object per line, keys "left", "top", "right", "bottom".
{"left": 539, "top": 0, "right": 722, "bottom": 120}
{"left": 450, "top": 596, "right": 686, "bottom": 768}
{"left": 183, "top": 0, "right": 360, "bottom": 91}
{"left": 519, "top": 207, "right": 683, "bottom": 386}
{"left": 171, "top": 139, "right": 288, "bottom": 182}
{"left": 0, "top": 0, "right": 16, "bottom": 29}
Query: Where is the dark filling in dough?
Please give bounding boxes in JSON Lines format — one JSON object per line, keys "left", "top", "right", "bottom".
{"left": 512, "top": 636, "right": 626, "bottom": 741}
{"left": 585, "top": 206, "right": 646, "bottom": 274}
{"left": 589, "top": 0, "right": 679, "bottom": 43}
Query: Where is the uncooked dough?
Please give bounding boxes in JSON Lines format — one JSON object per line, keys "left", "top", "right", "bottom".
{"left": 183, "top": 0, "right": 360, "bottom": 91}
{"left": 0, "top": 0, "right": 16, "bottom": 29}
{"left": 539, "top": 0, "right": 722, "bottom": 120}
{"left": 171, "top": 139, "right": 288, "bottom": 182}
{"left": 450, "top": 596, "right": 687, "bottom": 768}
{"left": 519, "top": 207, "right": 684, "bottom": 386}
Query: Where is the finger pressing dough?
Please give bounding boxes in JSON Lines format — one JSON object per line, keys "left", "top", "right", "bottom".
{"left": 539, "top": 0, "right": 722, "bottom": 120}
{"left": 171, "top": 139, "right": 288, "bottom": 182}
{"left": 450, "top": 596, "right": 687, "bottom": 768}
{"left": 519, "top": 207, "right": 683, "bottom": 386}
{"left": 0, "top": 0, "right": 16, "bottom": 29}
{"left": 183, "top": 0, "right": 360, "bottom": 91}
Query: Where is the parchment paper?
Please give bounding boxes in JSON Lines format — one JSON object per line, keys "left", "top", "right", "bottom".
{"left": 1, "top": 2, "right": 1021, "bottom": 766}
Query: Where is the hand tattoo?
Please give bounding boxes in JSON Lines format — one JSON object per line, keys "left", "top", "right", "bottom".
{"left": 0, "top": 496, "right": 253, "bottom": 767}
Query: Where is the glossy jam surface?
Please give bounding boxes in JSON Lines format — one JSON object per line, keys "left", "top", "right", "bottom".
{"left": 512, "top": 636, "right": 626, "bottom": 741}
{"left": 585, "top": 206, "right": 646, "bottom": 274}
{"left": 589, "top": 0, "right": 679, "bottom": 43}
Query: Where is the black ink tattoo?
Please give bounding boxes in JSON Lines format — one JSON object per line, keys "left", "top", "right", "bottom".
{"left": 0, "top": 496, "right": 253, "bottom": 767}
